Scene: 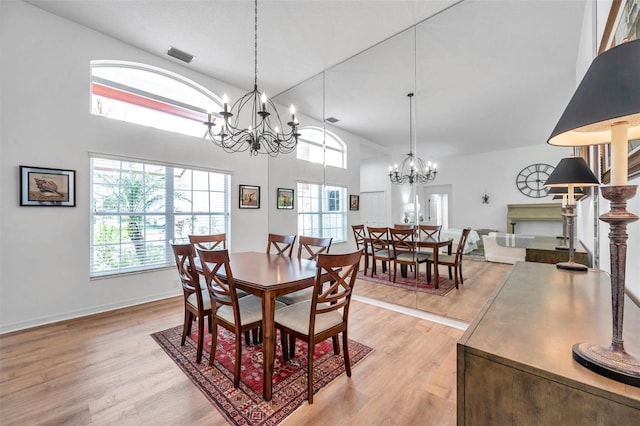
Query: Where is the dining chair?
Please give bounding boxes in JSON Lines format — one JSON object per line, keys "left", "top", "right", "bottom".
{"left": 366, "top": 226, "right": 395, "bottom": 281}
{"left": 197, "top": 248, "right": 286, "bottom": 388}
{"left": 417, "top": 224, "right": 442, "bottom": 257}
{"left": 389, "top": 228, "right": 431, "bottom": 283}
{"left": 297, "top": 236, "right": 333, "bottom": 260}
{"left": 417, "top": 224, "right": 442, "bottom": 240}
{"left": 171, "top": 242, "right": 212, "bottom": 364}
{"left": 266, "top": 233, "right": 296, "bottom": 257}
{"left": 277, "top": 236, "right": 333, "bottom": 306}
{"left": 274, "top": 249, "right": 363, "bottom": 404}
{"left": 427, "top": 227, "right": 471, "bottom": 289}
{"left": 189, "top": 233, "right": 227, "bottom": 251}
{"left": 351, "top": 224, "right": 370, "bottom": 275}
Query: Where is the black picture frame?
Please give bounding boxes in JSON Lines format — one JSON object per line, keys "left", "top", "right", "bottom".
{"left": 349, "top": 194, "right": 359, "bottom": 211}
{"left": 239, "top": 184, "right": 260, "bottom": 209}
{"left": 277, "top": 188, "right": 294, "bottom": 209}
{"left": 20, "top": 165, "right": 76, "bottom": 207}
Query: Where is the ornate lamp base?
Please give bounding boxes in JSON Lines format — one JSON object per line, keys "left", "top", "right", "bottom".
{"left": 557, "top": 261, "right": 588, "bottom": 271}
{"left": 572, "top": 185, "right": 639, "bottom": 387}
{"left": 572, "top": 343, "right": 640, "bottom": 387}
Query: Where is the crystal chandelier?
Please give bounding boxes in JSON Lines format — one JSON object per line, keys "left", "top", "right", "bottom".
{"left": 204, "top": 0, "right": 300, "bottom": 156}
{"left": 389, "top": 93, "right": 437, "bottom": 184}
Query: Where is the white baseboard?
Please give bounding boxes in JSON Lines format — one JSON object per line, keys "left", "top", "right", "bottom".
{"left": 0, "top": 289, "right": 181, "bottom": 335}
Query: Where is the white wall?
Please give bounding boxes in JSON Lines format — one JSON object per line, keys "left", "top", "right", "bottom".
{"left": 0, "top": 1, "right": 360, "bottom": 332}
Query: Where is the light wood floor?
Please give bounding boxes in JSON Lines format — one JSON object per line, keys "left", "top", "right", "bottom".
{"left": 0, "top": 260, "right": 512, "bottom": 425}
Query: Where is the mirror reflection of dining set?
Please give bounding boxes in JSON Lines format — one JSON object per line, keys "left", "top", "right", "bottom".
{"left": 352, "top": 224, "right": 471, "bottom": 290}
{"left": 169, "top": 233, "right": 363, "bottom": 403}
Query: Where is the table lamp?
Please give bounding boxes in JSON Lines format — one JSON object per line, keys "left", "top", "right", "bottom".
{"left": 544, "top": 157, "right": 599, "bottom": 270}
{"left": 548, "top": 186, "right": 584, "bottom": 250}
{"left": 547, "top": 39, "right": 640, "bottom": 386}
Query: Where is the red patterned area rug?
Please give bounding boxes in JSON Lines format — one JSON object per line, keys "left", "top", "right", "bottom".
{"left": 357, "top": 270, "right": 456, "bottom": 296}
{"left": 151, "top": 325, "right": 372, "bottom": 425}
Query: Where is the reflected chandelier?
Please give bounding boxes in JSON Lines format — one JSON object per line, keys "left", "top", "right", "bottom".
{"left": 204, "top": 0, "right": 300, "bottom": 156}
{"left": 389, "top": 93, "right": 437, "bottom": 184}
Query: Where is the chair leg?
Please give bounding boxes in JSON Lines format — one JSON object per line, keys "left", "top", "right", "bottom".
{"left": 392, "top": 261, "right": 397, "bottom": 283}
{"left": 289, "top": 335, "right": 296, "bottom": 359}
{"left": 448, "top": 266, "right": 453, "bottom": 280}
{"left": 308, "top": 341, "right": 315, "bottom": 404}
{"left": 332, "top": 335, "right": 340, "bottom": 355}
{"left": 342, "top": 331, "right": 352, "bottom": 377}
{"left": 459, "top": 264, "right": 464, "bottom": 285}
{"left": 181, "top": 310, "right": 193, "bottom": 346}
{"left": 234, "top": 332, "right": 242, "bottom": 388}
{"left": 364, "top": 253, "right": 369, "bottom": 275}
{"left": 370, "top": 259, "right": 376, "bottom": 277}
{"left": 281, "top": 330, "right": 290, "bottom": 362}
{"left": 208, "top": 324, "right": 218, "bottom": 366}
{"left": 196, "top": 315, "right": 205, "bottom": 363}
{"left": 251, "top": 328, "right": 258, "bottom": 344}
{"left": 454, "top": 267, "right": 459, "bottom": 289}
{"left": 244, "top": 331, "right": 251, "bottom": 345}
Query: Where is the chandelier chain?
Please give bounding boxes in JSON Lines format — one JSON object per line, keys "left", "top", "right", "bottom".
{"left": 254, "top": 0, "right": 258, "bottom": 89}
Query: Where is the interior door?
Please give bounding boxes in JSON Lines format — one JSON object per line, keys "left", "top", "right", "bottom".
{"left": 360, "top": 191, "right": 386, "bottom": 227}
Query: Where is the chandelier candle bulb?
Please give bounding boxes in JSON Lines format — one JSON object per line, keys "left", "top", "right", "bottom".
{"left": 611, "top": 122, "right": 629, "bottom": 186}
{"left": 261, "top": 93, "right": 267, "bottom": 113}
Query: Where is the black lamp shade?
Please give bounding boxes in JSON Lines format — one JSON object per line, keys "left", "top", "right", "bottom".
{"left": 545, "top": 157, "right": 600, "bottom": 187}
{"left": 547, "top": 39, "right": 640, "bottom": 146}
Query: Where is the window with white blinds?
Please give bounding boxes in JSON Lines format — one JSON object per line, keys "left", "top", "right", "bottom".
{"left": 90, "top": 156, "right": 230, "bottom": 277}
{"left": 297, "top": 182, "right": 347, "bottom": 242}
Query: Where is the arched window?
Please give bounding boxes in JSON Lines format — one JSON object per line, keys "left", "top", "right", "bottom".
{"left": 91, "top": 60, "right": 221, "bottom": 138}
{"left": 297, "top": 127, "right": 347, "bottom": 168}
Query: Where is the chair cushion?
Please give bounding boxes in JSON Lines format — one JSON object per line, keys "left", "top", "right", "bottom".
{"left": 186, "top": 290, "right": 211, "bottom": 311}
{"left": 436, "top": 254, "right": 456, "bottom": 264}
{"left": 373, "top": 249, "right": 393, "bottom": 258}
{"left": 395, "top": 252, "right": 430, "bottom": 263}
{"left": 276, "top": 288, "right": 313, "bottom": 305}
{"left": 216, "top": 295, "right": 285, "bottom": 326}
{"left": 275, "top": 300, "right": 343, "bottom": 335}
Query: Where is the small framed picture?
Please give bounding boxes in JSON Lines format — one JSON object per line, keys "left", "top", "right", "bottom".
{"left": 350, "top": 194, "right": 359, "bottom": 211}
{"left": 239, "top": 184, "right": 260, "bottom": 209}
{"left": 277, "top": 188, "right": 294, "bottom": 209}
{"left": 20, "top": 166, "right": 76, "bottom": 207}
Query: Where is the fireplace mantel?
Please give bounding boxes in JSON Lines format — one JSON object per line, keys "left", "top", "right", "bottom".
{"left": 506, "top": 203, "right": 562, "bottom": 233}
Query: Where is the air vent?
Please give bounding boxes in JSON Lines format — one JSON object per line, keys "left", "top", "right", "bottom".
{"left": 167, "top": 46, "right": 194, "bottom": 63}
{"left": 325, "top": 117, "right": 340, "bottom": 123}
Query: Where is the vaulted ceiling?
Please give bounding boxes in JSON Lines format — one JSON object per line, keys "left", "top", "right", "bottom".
{"left": 26, "top": 0, "right": 588, "bottom": 161}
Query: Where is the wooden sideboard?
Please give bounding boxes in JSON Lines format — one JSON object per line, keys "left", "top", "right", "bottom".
{"left": 457, "top": 262, "right": 640, "bottom": 425}
{"left": 525, "top": 236, "right": 590, "bottom": 266}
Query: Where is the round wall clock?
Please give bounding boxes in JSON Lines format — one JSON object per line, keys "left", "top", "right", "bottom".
{"left": 516, "top": 163, "right": 555, "bottom": 198}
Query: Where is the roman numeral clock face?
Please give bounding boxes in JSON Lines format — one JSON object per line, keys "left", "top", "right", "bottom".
{"left": 516, "top": 163, "right": 555, "bottom": 198}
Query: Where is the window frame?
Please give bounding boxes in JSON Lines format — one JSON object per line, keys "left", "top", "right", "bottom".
{"left": 296, "top": 181, "right": 347, "bottom": 243}
{"left": 90, "top": 60, "right": 222, "bottom": 138}
{"left": 90, "top": 155, "right": 231, "bottom": 278}
{"left": 296, "top": 126, "right": 347, "bottom": 169}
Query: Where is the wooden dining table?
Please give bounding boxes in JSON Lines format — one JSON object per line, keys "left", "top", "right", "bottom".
{"left": 197, "top": 251, "right": 318, "bottom": 401}
{"left": 364, "top": 235, "right": 453, "bottom": 288}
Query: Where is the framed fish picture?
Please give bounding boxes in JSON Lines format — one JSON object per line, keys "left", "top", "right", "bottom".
{"left": 20, "top": 166, "right": 76, "bottom": 207}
